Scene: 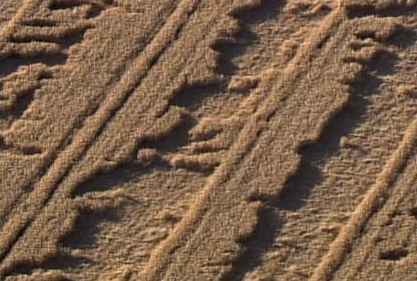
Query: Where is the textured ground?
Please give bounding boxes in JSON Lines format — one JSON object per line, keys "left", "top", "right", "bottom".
{"left": 1, "top": 0, "right": 417, "bottom": 280}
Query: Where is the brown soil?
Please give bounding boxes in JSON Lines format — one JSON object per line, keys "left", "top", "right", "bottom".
{"left": 1, "top": 0, "right": 417, "bottom": 280}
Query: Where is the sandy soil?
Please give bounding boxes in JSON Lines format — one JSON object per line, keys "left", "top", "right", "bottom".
{"left": 1, "top": 0, "right": 417, "bottom": 280}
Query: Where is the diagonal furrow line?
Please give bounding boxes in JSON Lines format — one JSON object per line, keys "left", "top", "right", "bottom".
{"left": 141, "top": 2, "right": 348, "bottom": 280}
{"left": 0, "top": 0, "right": 201, "bottom": 267}
{"left": 310, "top": 116, "right": 417, "bottom": 280}
{"left": 344, "top": 154, "right": 417, "bottom": 280}
{"left": 0, "top": 0, "right": 238, "bottom": 274}
{"left": 0, "top": 1, "right": 175, "bottom": 227}
{"left": 0, "top": 0, "right": 109, "bottom": 232}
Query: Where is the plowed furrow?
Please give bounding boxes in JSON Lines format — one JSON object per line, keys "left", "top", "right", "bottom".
{"left": 0, "top": 0, "right": 121, "bottom": 233}
{"left": 238, "top": 5, "right": 417, "bottom": 281}
{"left": 140, "top": 3, "right": 358, "bottom": 281}
{"left": 138, "top": 2, "right": 417, "bottom": 280}
{"left": 0, "top": 0, "right": 259, "bottom": 278}
{"left": 332, "top": 143, "right": 417, "bottom": 280}
{"left": 0, "top": 1, "right": 199, "bottom": 275}
{"left": 2, "top": 1, "right": 416, "bottom": 280}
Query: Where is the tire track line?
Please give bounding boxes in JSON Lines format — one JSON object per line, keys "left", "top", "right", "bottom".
{"left": 310, "top": 117, "right": 417, "bottom": 281}
{"left": 142, "top": 2, "right": 347, "bottom": 280}
{"left": 0, "top": 0, "right": 201, "bottom": 267}
{"left": 0, "top": 0, "right": 114, "bottom": 234}
{"left": 0, "top": 0, "right": 239, "bottom": 275}
{"left": 0, "top": 1, "right": 177, "bottom": 228}
{"left": 0, "top": 0, "right": 50, "bottom": 228}
{"left": 343, "top": 153, "right": 417, "bottom": 280}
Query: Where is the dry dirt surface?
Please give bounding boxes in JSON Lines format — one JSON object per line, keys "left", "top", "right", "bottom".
{"left": 1, "top": 0, "right": 417, "bottom": 280}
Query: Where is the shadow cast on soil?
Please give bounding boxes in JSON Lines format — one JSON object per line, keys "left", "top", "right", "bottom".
{"left": 222, "top": 48, "right": 400, "bottom": 281}
{"left": 6, "top": 0, "right": 288, "bottom": 277}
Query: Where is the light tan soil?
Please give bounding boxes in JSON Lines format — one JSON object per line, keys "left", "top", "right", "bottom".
{"left": 1, "top": 0, "right": 417, "bottom": 280}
